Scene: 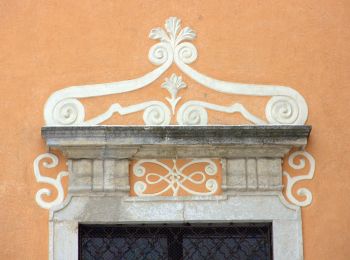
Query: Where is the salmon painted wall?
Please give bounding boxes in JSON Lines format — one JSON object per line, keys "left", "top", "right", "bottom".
{"left": 0, "top": 0, "right": 349, "bottom": 259}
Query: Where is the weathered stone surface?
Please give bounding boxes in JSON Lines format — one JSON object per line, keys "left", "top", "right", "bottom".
{"left": 247, "top": 158, "right": 258, "bottom": 190}
{"left": 69, "top": 159, "right": 92, "bottom": 192}
{"left": 42, "top": 125, "right": 311, "bottom": 159}
{"left": 225, "top": 159, "right": 246, "bottom": 190}
{"left": 224, "top": 158, "right": 282, "bottom": 191}
{"left": 257, "top": 158, "right": 282, "bottom": 190}
{"left": 92, "top": 160, "right": 103, "bottom": 191}
{"left": 68, "top": 159, "right": 129, "bottom": 193}
{"left": 44, "top": 126, "right": 309, "bottom": 194}
{"left": 46, "top": 125, "right": 309, "bottom": 259}
{"left": 50, "top": 194, "right": 303, "bottom": 260}
{"left": 42, "top": 125, "right": 311, "bottom": 144}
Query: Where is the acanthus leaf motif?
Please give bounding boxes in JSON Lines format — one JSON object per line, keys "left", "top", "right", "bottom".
{"left": 162, "top": 73, "right": 187, "bottom": 114}
{"left": 165, "top": 17, "right": 181, "bottom": 43}
{"left": 149, "top": 27, "right": 170, "bottom": 42}
{"left": 150, "top": 17, "right": 196, "bottom": 48}
{"left": 176, "top": 26, "right": 196, "bottom": 45}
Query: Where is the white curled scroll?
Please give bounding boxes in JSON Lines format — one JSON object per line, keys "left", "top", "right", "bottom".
{"left": 33, "top": 153, "right": 68, "bottom": 209}
{"left": 283, "top": 150, "right": 315, "bottom": 207}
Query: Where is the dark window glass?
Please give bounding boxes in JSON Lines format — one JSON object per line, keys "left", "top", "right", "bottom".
{"left": 79, "top": 223, "right": 272, "bottom": 260}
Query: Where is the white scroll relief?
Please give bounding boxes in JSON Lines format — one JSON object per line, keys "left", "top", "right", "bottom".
{"left": 133, "top": 159, "right": 218, "bottom": 196}
{"left": 44, "top": 16, "right": 308, "bottom": 126}
{"left": 33, "top": 153, "right": 68, "bottom": 209}
{"left": 177, "top": 101, "right": 267, "bottom": 125}
{"left": 283, "top": 150, "right": 315, "bottom": 207}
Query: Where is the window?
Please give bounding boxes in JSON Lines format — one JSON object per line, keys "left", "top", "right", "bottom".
{"left": 79, "top": 223, "right": 272, "bottom": 260}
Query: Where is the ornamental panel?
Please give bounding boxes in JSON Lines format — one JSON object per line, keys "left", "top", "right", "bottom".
{"left": 130, "top": 159, "right": 222, "bottom": 196}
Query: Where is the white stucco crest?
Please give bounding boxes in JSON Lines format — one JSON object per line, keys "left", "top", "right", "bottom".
{"left": 34, "top": 17, "right": 315, "bottom": 211}
{"left": 43, "top": 17, "right": 308, "bottom": 127}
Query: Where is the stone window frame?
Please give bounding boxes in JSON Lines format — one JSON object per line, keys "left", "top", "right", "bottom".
{"left": 50, "top": 193, "right": 302, "bottom": 259}
{"left": 43, "top": 125, "right": 309, "bottom": 260}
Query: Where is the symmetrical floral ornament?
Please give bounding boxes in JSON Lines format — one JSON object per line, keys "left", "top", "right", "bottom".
{"left": 283, "top": 150, "right": 315, "bottom": 207}
{"left": 149, "top": 16, "right": 196, "bottom": 50}
{"left": 33, "top": 153, "right": 68, "bottom": 209}
{"left": 162, "top": 73, "right": 187, "bottom": 114}
{"left": 43, "top": 16, "right": 308, "bottom": 126}
{"left": 35, "top": 17, "right": 315, "bottom": 209}
{"left": 133, "top": 159, "right": 218, "bottom": 196}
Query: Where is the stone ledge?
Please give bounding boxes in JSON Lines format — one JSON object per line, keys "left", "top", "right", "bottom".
{"left": 42, "top": 125, "right": 311, "bottom": 159}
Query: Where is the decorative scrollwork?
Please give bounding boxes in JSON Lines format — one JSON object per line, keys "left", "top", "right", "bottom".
{"left": 82, "top": 101, "right": 171, "bottom": 126}
{"left": 132, "top": 159, "right": 219, "bottom": 196}
{"left": 143, "top": 103, "right": 171, "bottom": 125}
{"left": 35, "top": 16, "right": 316, "bottom": 211}
{"left": 177, "top": 101, "right": 268, "bottom": 125}
{"left": 176, "top": 103, "right": 208, "bottom": 125}
{"left": 53, "top": 98, "right": 85, "bottom": 125}
{"left": 44, "top": 16, "right": 308, "bottom": 126}
{"left": 174, "top": 42, "right": 198, "bottom": 64}
{"left": 148, "top": 42, "right": 171, "bottom": 65}
{"left": 266, "top": 96, "right": 299, "bottom": 124}
{"left": 283, "top": 150, "right": 315, "bottom": 207}
{"left": 33, "top": 153, "right": 68, "bottom": 209}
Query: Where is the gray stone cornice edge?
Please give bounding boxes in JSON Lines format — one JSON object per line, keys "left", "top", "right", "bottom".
{"left": 42, "top": 125, "right": 311, "bottom": 146}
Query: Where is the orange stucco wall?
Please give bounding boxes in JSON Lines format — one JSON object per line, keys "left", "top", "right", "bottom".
{"left": 0, "top": 1, "right": 349, "bottom": 259}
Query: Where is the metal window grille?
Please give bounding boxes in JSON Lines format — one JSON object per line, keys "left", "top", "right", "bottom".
{"left": 79, "top": 223, "right": 272, "bottom": 260}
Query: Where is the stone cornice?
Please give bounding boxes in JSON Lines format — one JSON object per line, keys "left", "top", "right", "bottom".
{"left": 42, "top": 125, "right": 311, "bottom": 159}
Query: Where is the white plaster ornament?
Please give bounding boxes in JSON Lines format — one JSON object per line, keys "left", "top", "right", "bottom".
{"left": 34, "top": 17, "right": 314, "bottom": 209}
{"left": 162, "top": 73, "right": 187, "bottom": 114}
{"left": 283, "top": 150, "right": 315, "bottom": 207}
{"left": 43, "top": 16, "right": 308, "bottom": 126}
{"left": 133, "top": 159, "right": 218, "bottom": 196}
{"left": 33, "top": 153, "right": 68, "bottom": 209}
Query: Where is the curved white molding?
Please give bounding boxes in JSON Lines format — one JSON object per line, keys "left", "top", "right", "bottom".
{"left": 283, "top": 150, "right": 315, "bottom": 207}
{"left": 85, "top": 101, "right": 171, "bottom": 126}
{"left": 174, "top": 57, "right": 308, "bottom": 125}
{"left": 44, "top": 43, "right": 174, "bottom": 126}
{"left": 177, "top": 101, "right": 267, "bottom": 125}
{"left": 43, "top": 16, "right": 308, "bottom": 126}
{"left": 133, "top": 159, "right": 218, "bottom": 196}
{"left": 33, "top": 153, "right": 68, "bottom": 209}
